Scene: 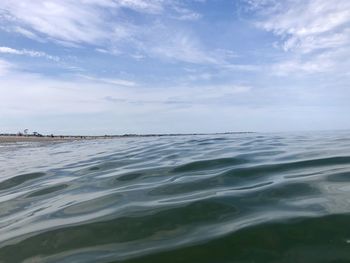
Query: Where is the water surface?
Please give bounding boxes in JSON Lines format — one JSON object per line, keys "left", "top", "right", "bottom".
{"left": 1, "top": 131, "right": 350, "bottom": 262}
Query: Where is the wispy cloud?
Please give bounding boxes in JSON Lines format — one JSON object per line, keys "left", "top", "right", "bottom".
{"left": 257, "top": 0, "right": 350, "bottom": 53}
{"left": 78, "top": 75, "right": 137, "bottom": 87}
{"left": 248, "top": 0, "right": 350, "bottom": 74}
{"left": 0, "top": 62, "right": 252, "bottom": 117}
{"left": 146, "top": 31, "right": 218, "bottom": 64}
{"left": 0, "top": 1, "right": 199, "bottom": 44}
{"left": 0, "top": 1, "right": 161, "bottom": 46}
{"left": 0, "top": 46, "right": 60, "bottom": 61}
{"left": 169, "top": 4, "right": 202, "bottom": 21}
{"left": 102, "top": 84, "right": 252, "bottom": 109}
{"left": 0, "top": 0, "right": 210, "bottom": 64}
{"left": 135, "top": 23, "right": 238, "bottom": 65}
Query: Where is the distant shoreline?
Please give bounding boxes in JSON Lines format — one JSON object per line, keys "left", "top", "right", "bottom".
{"left": 0, "top": 135, "right": 86, "bottom": 143}
{"left": 0, "top": 132, "right": 253, "bottom": 143}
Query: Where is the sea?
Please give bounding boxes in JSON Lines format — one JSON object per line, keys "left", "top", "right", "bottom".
{"left": 1, "top": 131, "right": 350, "bottom": 262}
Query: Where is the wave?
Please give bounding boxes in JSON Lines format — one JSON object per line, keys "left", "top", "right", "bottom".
{"left": 0, "top": 132, "right": 350, "bottom": 262}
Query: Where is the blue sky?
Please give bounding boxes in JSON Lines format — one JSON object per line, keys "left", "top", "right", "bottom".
{"left": 0, "top": 0, "right": 349, "bottom": 135}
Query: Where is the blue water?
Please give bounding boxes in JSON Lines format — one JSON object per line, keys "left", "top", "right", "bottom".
{"left": 1, "top": 131, "right": 350, "bottom": 262}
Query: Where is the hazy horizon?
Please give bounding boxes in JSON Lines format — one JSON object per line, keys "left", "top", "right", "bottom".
{"left": 1, "top": 0, "right": 349, "bottom": 134}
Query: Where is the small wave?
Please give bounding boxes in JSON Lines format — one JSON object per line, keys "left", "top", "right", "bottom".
{"left": 1, "top": 132, "right": 350, "bottom": 262}
{"left": 0, "top": 172, "right": 47, "bottom": 191}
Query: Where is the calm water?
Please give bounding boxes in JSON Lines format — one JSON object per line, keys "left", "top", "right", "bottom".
{"left": 1, "top": 131, "right": 350, "bottom": 262}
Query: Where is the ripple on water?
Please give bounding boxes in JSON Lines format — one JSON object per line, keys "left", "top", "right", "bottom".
{"left": 0, "top": 172, "right": 47, "bottom": 190}
{"left": 1, "top": 132, "right": 350, "bottom": 262}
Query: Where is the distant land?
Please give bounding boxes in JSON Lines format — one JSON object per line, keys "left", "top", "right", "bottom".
{"left": 0, "top": 132, "right": 253, "bottom": 143}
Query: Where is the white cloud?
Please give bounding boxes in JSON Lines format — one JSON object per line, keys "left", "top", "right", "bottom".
{"left": 79, "top": 75, "right": 137, "bottom": 87}
{"left": 116, "top": 0, "right": 164, "bottom": 14}
{"left": 149, "top": 33, "right": 217, "bottom": 64}
{"left": 271, "top": 49, "right": 347, "bottom": 75}
{"left": 249, "top": 0, "right": 350, "bottom": 75}
{"left": 0, "top": 1, "right": 199, "bottom": 45}
{"left": 0, "top": 73, "right": 133, "bottom": 116}
{"left": 271, "top": 57, "right": 332, "bottom": 75}
{"left": 0, "top": 63, "right": 252, "bottom": 119}
{"left": 170, "top": 4, "right": 202, "bottom": 21}
{"left": 137, "top": 24, "right": 234, "bottom": 65}
{"left": 13, "top": 26, "right": 41, "bottom": 40}
{"left": 0, "top": 0, "right": 212, "bottom": 65}
{"left": 258, "top": 0, "right": 350, "bottom": 53}
{"left": 82, "top": 0, "right": 165, "bottom": 14}
{"left": 0, "top": 46, "right": 60, "bottom": 61}
{"left": 1, "top": 62, "right": 349, "bottom": 134}
{"left": 0, "top": 1, "right": 164, "bottom": 46}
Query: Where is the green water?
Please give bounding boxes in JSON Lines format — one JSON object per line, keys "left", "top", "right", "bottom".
{"left": 1, "top": 131, "right": 350, "bottom": 262}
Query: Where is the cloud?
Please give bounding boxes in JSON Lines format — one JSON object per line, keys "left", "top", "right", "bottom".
{"left": 0, "top": 0, "right": 167, "bottom": 46}
{"left": 0, "top": 0, "right": 211, "bottom": 65}
{"left": 115, "top": 0, "right": 164, "bottom": 14}
{"left": 248, "top": 0, "right": 350, "bottom": 75}
{"left": 135, "top": 23, "right": 238, "bottom": 65}
{"left": 1, "top": 60, "right": 349, "bottom": 134}
{"left": 257, "top": 0, "right": 350, "bottom": 53}
{"left": 271, "top": 58, "right": 332, "bottom": 75}
{"left": 78, "top": 75, "right": 137, "bottom": 87}
{"left": 0, "top": 62, "right": 252, "bottom": 118}
{"left": 0, "top": 1, "right": 199, "bottom": 45}
{"left": 0, "top": 46, "right": 60, "bottom": 61}
{"left": 0, "top": 72, "right": 130, "bottom": 116}
{"left": 147, "top": 32, "right": 218, "bottom": 64}
{"left": 169, "top": 4, "right": 202, "bottom": 21}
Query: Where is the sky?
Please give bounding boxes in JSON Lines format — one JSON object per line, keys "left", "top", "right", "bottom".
{"left": 0, "top": 0, "right": 349, "bottom": 135}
